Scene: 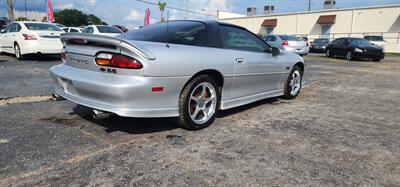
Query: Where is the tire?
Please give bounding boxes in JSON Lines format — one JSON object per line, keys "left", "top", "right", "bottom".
{"left": 283, "top": 65, "right": 303, "bottom": 99}
{"left": 325, "top": 49, "right": 332, "bottom": 57}
{"left": 14, "top": 43, "right": 24, "bottom": 60}
{"left": 346, "top": 51, "right": 353, "bottom": 61}
{"left": 178, "top": 75, "right": 220, "bottom": 130}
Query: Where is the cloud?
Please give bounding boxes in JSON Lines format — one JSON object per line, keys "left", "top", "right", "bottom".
{"left": 88, "top": 0, "right": 97, "bottom": 6}
{"left": 191, "top": 0, "right": 230, "bottom": 18}
{"left": 55, "top": 3, "right": 75, "bottom": 10}
{"left": 124, "top": 9, "right": 143, "bottom": 21}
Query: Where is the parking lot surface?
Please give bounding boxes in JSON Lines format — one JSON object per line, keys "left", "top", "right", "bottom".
{"left": 0, "top": 54, "right": 399, "bottom": 186}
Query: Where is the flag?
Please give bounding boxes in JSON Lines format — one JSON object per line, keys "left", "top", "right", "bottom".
{"left": 144, "top": 8, "right": 151, "bottom": 26}
{"left": 47, "top": 0, "right": 55, "bottom": 23}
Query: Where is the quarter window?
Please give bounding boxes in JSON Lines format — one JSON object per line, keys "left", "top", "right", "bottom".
{"left": 220, "top": 26, "right": 268, "bottom": 52}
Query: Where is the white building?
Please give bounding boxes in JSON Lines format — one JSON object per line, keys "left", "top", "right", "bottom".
{"left": 219, "top": 4, "right": 400, "bottom": 53}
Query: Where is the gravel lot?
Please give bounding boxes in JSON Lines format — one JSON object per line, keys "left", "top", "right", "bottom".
{"left": 0, "top": 53, "right": 399, "bottom": 186}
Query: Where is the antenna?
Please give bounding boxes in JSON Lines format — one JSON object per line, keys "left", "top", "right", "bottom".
{"left": 166, "top": 9, "right": 170, "bottom": 48}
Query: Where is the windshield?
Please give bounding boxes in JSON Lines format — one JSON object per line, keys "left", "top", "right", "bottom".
{"left": 24, "top": 23, "right": 62, "bottom": 31}
{"left": 349, "top": 38, "right": 371, "bottom": 45}
{"left": 97, "top": 26, "right": 122, "bottom": 33}
{"left": 279, "top": 35, "right": 301, "bottom": 41}
{"left": 313, "top": 39, "right": 329, "bottom": 44}
{"left": 364, "top": 36, "right": 384, "bottom": 41}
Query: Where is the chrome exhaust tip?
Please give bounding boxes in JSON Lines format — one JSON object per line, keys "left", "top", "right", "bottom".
{"left": 92, "top": 109, "right": 111, "bottom": 120}
{"left": 51, "top": 93, "right": 65, "bottom": 101}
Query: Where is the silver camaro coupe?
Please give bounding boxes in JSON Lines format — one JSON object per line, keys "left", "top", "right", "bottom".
{"left": 50, "top": 20, "right": 306, "bottom": 130}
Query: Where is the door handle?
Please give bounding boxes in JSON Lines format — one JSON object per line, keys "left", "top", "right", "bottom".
{"left": 236, "top": 58, "right": 245, "bottom": 63}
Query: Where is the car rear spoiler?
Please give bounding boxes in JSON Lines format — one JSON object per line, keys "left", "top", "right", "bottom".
{"left": 60, "top": 33, "right": 156, "bottom": 60}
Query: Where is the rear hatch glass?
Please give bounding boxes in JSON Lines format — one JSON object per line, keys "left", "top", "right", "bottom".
{"left": 97, "top": 26, "right": 122, "bottom": 34}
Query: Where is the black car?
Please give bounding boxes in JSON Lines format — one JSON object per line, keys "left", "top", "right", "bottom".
{"left": 310, "top": 38, "right": 330, "bottom": 53}
{"left": 325, "top": 37, "right": 384, "bottom": 61}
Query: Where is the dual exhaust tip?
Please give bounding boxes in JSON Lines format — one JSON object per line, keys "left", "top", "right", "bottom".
{"left": 51, "top": 93, "right": 112, "bottom": 120}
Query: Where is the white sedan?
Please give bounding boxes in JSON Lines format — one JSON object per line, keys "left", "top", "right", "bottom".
{"left": 0, "top": 21, "right": 64, "bottom": 60}
{"left": 81, "top": 25, "right": 123, "bottom": 37}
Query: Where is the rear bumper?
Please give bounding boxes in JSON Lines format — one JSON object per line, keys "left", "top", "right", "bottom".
{"left": 49, "top": 64, "right": 190, "bottom": 117}
{"left": 284, "top": 46, "right": 309, "bottom": 55}
{"left": 20, "top": 40, "right": 63, "bottom": 55}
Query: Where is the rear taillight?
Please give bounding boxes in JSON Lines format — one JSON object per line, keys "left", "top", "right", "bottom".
{"left": 281, "top": 40, "right": 289, "bottom": 46}
{"left": 95, "top": 53, "right": 143, "bottom": 69}
{"left": 60, "top": 48, "right": 66, "bottom": 63}
{"left": 22, "top": 34, "right": 37, "bottom": 40}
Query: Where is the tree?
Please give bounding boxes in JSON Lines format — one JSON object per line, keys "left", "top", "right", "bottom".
{"left": 158, "top": 2, "right": 167, "bottom": 22}
{"left": 16, "top": 17, "right": 30, "bottom": 21}
{"left": 54, "top": 9, "right": 106, "bottom": 27}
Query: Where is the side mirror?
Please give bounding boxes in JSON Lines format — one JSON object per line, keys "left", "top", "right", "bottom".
{"left": 271, "top": 47, "right": 280, "bottom": 56}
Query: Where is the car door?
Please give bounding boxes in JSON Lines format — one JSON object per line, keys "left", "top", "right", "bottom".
{"left": 335, "top": 39, "right": 349, "bottom": 56}
{"left": 220, "top": 25, "right": 284, "bottom": 99}
{"left": 0, "top": 23, "right": 14, "bottom": 53}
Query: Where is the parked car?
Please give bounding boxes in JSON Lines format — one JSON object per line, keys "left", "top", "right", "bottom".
{"left": 50, "top": 20, "right": 306, "bottom": 130}
{"left": 364, "top": 35, "right": 385, "bottom": 49}
{"left": 0, "top": 19, "right": 10, "bottom": 29}
{"left": 62, "top": 27, "right": 83, "bottom": 33}
{"left": 265, "top": 35, "right": 309, "bottom": 56}
{"left": 55, "top": 23, "right": 66, "bottom": 29}
{"left": 82, "top": 25, "right": 123, "bottom": 37}
{"left": 113, "top": 25, "right": 128, "bottom": 32}
{"left": 309, "top": 38, "right": 330, "bottom": 53}
{"left": 0, "top": 21, "right": 64, "bottom": 60}
{"left": 325, "top": 37, "right": 384, "bottom": 61}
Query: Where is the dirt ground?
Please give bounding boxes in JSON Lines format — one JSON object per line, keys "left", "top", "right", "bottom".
{"left": 0, "top": 54, "right": 399, "bottom": 186}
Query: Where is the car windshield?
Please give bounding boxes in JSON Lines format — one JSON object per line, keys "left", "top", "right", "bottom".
{"left": 97, "top": 26, "right": 122, "bottom": 33}
{"left": 364, "top": 36, "right": 384, "bottom": 41}
{"left": 24, "top": 23, "right": 62, "bottom": 31}
{"left": 279, "top": 35, "right": 301, "bottom": 41}
{"left": 120, "top": 21, "right": 208, "bottom": 47}
{"left": 313, "top": 39, "right": 329, "bottom": 44}
{"left": 349, "top": 38, "right": 371, "bottom": 45}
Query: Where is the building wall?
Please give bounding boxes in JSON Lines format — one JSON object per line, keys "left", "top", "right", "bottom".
{"left": 220, "top": 5, "right": 400, "bottom": 53}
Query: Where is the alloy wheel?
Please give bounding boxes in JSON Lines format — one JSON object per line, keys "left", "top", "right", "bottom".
{"left": 289, "top": 70, "right": 302, "bottom": 96}
{"left": 346, "top": 51, "right": 352, "bottom": 61}
{"left": 188, "top": 82, "right": 217, "bottom": 125}
{"left": 14, "top": 45, "right": 20, "bottom": 59}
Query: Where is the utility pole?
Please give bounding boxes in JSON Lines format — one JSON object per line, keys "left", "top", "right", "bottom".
{"left": 185, "top": 0, "right": 189, "bottom": 20}
{"left": 308, "top": 0, "right": 311, "bottom": 11}
{"left": 25, "top": 0, "right": 27, "bottom": 18}
{"left": 7, "top": 0, "right": 15, "bottom": 21}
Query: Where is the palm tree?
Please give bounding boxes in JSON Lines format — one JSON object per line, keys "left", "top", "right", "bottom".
{"left": 158, "top": 2, "right": 167, "bottom": 22}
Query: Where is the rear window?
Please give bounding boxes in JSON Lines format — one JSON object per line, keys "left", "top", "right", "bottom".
{"left": 97, "top": 26, "right": 122, "bottom": 34}
{"left": 279, "top": 35, "right": 301, "bottom": 41}
{"left": 120, "top": 21, "right": 208, "bottom": 47}
{"left": 313, "top": 39, "right": 329, "bottom": 44}
{"left": 24, "top": 23, "right": 61, "bottom": 31}
{"left": 364, "top": 36, "right": 384, "bottom": 41}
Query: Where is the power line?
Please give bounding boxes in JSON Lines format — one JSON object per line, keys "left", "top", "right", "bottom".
{"left": 136, "top": 0, "right": 216, "bottom": 17}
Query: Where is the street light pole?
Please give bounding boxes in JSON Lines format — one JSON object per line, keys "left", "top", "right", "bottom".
{"left": 308, "top": 0, "right": 311, "bottom": 11}
{"left": 185, "top": 0, "right": 189, "bottom": 20}
{"left": 25, "top": 0, "right": 27, "bottom": 18}
{"left": 7, "top": 0, "right": 15, "bottom": 21}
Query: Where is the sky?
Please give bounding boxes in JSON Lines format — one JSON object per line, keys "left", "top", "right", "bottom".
{"left": 0, "top": 0, "right": 399, "bottom": 29}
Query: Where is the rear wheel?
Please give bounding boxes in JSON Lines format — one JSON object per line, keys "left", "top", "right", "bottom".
{"left": 14, "top": 43, "right": 24, "bottom": 60}
{"left": 283, "top": 65, "right": 303, "bottom": 99}
{"left": 178, "top": 75, "right": 220, "bottom": 130}
{"left": 373, "top": 58, "right": 381, "bottom": 62}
